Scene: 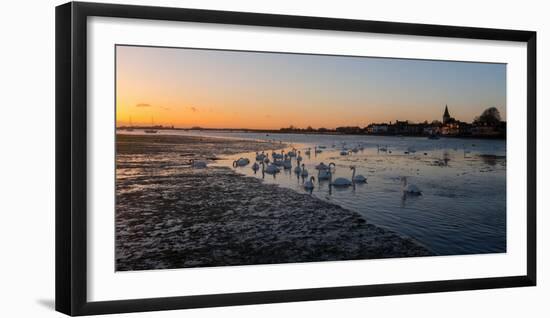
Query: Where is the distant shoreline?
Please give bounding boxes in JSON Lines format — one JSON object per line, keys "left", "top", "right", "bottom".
{"left": 117, "top": 127, "right": 506, "bottom": 140}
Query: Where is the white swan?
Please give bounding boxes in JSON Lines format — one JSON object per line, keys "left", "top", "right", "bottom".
{"left": 256, "top": 152, "right": 266, "bottom": 161}
{"left": 401, "top": 177, "right": 422, "bottom": 195}
{"left": 304, "top": 176, "right": 315, "bottom": 190}
{"left": 287, "top": 148, "right": 297, "bottom": 157}
{"left": 294, "top": 161, "right": 302, "bottom": 174}
{"left": 350, "top": 166, "right": 367, "bottom": 183}
{"left": 315, "top": 162, "right": 329, "bottom": 170}
{"left": 272, "top": 150, "right": 284, "bottom": 159}
{"left": 330, "top": 166, "right": 353, "bottom": 187}
{"left": 300, "top": 163, "right": 309, "bottom": 177}
{"left": 282, "top": 155, "right": 292, "bottom": 169}
{"left": 190, "top": 159, "right": 207, "bottom": 169}
{"left": 261, "top": 162, "right": 280, "bottom": 174}
{"left": 252, "top": 162, "right": 260, "bottom": 171}
{"left": 233, "top": 158, "right": 249, "bottom": 167}
{"left": 318, "top": 162, "right": 335, "bottom": 180}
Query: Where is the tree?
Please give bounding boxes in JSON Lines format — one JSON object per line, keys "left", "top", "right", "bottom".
{"left": 475, "top": 107, "right": 501, "bottom": 126}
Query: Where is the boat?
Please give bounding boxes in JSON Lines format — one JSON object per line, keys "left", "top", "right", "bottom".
{"left": 125, "top": 116, "right": 134, "bottom": 131}
{"left": 145, "top": 116, "right": 158, "bottom": 134}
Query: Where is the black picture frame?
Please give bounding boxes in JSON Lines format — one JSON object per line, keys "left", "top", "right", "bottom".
{"left": 55, "top": 1, "right": 537, "bottom": 316}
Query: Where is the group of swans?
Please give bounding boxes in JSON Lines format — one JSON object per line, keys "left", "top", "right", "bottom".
{"left": 238, "top": 147, "right": 422, "bottom": 196}
{"left": 303, "top": 162, "right": 367, "bottom": 190}
{"left": 337, "top": 142, "right": 366, "bottom": 156}
{"left": 294, "top": 157, "right": 309, "bottom": 177}
{"left": 304, "top": 147, "right": 324, "bottom": 156}
{"left": 330, "top": 166, "right": 367, "bottom": 187}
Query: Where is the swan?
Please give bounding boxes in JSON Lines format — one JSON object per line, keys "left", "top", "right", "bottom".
{"left": 261, "top": 162, "right": 280, "bottom": 174}
{"left": 300, "top": 163, "right": 309, "bottom": 177}
{"left": 318, "top": 163, "right": 335, "bottom": 180}
{"left": 304, "top": 176, "right": 315, "bottom": 190}
{"left": 332, "top": 177, "right": 352, "bottom": 187}
{"left": 252, "top": 162, "right": 260, "bottom": 171}
{"left": 294, "top": 161, "right": 302, "bottom": 174}
{"left": 401, "top": 177, "right": 422, "bottom": 195}
{"left": 272, "top": 150, "right": 284, "bottom": 160}
{"left": 350, "top": 166, "right": 367, "bottom": 183}
{"left": 330, "top": 166, "right": 352, "bottom": 187}
{"left": 256, "top": 151, "right": 266, "bottom": 161}
{"left": 233, "top": 158, "right": 249, "bottom": 167}
{"left": 315, "top": 162, "right": 329, "bottom": 170}
{"left": 287, "top": 148, "right": 297, "bottom": 157}
{"left": 282, "top": 155, "right": 292, "bottom": 169}
{"left": 190, "top": 159, "right": 207, "bottom": 169}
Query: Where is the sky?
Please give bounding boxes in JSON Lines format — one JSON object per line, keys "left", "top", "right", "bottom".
{"left": 116, "top": 45, "right": 506, "bottom": 129}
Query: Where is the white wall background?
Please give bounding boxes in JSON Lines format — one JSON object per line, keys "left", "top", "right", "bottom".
{"left": 0, "top": 0, "right": 546, "bottom": 317}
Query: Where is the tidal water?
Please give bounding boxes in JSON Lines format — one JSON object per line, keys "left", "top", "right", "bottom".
{"left": 122, "top": 130, "right": 506, "bottom": 256}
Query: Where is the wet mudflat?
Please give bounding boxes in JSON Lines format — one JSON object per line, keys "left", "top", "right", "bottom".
{"left": 116, "top": 134, "right": 432, "bottom": 271}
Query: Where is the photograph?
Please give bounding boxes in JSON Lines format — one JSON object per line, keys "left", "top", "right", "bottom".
{"left": 115, "top": 45, "right": 507, "bottom": 271}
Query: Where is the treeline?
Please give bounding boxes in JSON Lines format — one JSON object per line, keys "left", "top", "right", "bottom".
{"left": 279, "top": 125, "right": 364, "bottom": 134}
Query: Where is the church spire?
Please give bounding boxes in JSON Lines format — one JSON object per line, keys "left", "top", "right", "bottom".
{"left": 443, "top": 104, "right": 451, "bottom": 124}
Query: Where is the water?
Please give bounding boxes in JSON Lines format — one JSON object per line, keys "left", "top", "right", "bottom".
{"left": 122, "top": 129, "right": 507, "bottom": 256}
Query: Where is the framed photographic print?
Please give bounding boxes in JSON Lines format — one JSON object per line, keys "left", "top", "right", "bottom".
{"left": 55, "top": 1, "right": 536, "bottom": 316}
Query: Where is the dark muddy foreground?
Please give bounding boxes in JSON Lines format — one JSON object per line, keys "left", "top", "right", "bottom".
{"left": 116, "top": 134, "right": 432, "bottom": 271}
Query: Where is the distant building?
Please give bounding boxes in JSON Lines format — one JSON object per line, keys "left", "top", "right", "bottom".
{"left": 442, "top": 104, "right": 456, "bottom": 124}
{"left": 364, "top": 104, "right": 504, "bottom": 138}
{"left": 367, "top": 123, "right": 389, "bottom": 134}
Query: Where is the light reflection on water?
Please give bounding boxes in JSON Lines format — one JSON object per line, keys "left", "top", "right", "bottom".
{"left": 122, "top": 130, "right": 507, "bottom": 256}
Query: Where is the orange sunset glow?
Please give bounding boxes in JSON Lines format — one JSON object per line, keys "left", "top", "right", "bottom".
{"left": 116, "top": 45, "right": 506, "bottom": 129}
